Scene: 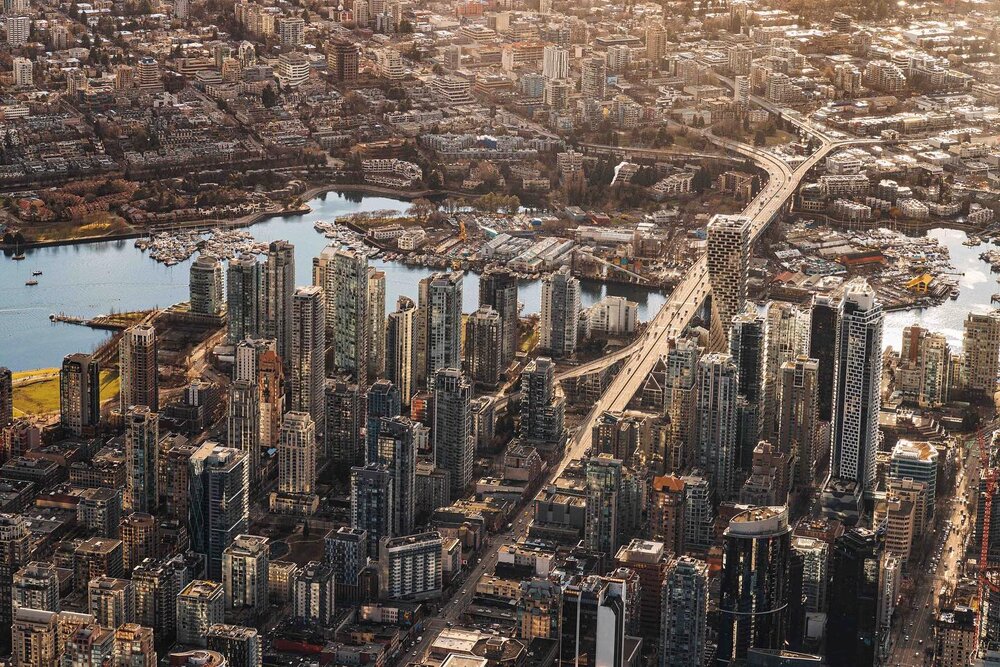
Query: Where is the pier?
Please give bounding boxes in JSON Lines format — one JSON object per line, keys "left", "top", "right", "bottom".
{"left": 49, "top": 310, "right": 151, "bottom": 331}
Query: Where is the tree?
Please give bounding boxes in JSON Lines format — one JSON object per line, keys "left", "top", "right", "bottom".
{"left": 408, "top": 198, "right": 436, "bottom": 219}
{"left": 262, "top": 84, "right": 278, "bottom": 107}
{"left": 692, "top": 168, "right": 712, "bottom": 193}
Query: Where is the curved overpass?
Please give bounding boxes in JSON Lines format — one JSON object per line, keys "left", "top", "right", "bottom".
{"left": 553, "top": 134, "right": 847, "bottom": 474}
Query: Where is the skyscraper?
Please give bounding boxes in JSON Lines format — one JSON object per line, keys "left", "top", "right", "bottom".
{"left": 542, "top": 44, "right": 569, "bottom": 79}
{"left": 763, "top": 301, "right": 808, "bottom": 440}
{"left": 657, "top": 337, "right": 699, "bottom": 473}
{"left": 366, "top": 379, "right": 401, "bottom": 461}
{"left": 378, "top": 532, "right": 444, "bottom": 601}
{"left": 729, "top": 311, "right": 765, "bottom": 471}
{"left": 351, "top": 464, "right": 393, "bottom": 558}
{"left": 432, "top": 368, "right": 474, "bottom": 500}
{"left": 374, "top": 416, "right": 418, "bottom": 536}
{"left": 614, "top": 540, "right": 669, "bottom": 645}
{"left": 917, "top": 331, "right": 951, "bottom": 407}
{"left": 88, "top": 576, "right": 136, "bottom": 628}
{"left": 325, "top": 380, "right": 362, "bottom": 467}
{"left": 830, "top": 279, "right": 883, "bottom": 496}
{"left": 327, "top": 39, "right": 360, "bottom": 82}
{"left": 420, "top": 271, "right": 464, "bottom": 382}
{"left": 189, "top": 444, "right": 249, "bottom": 580}
{"left": 291, "top": 285, "right": 326, "bottom": 432}
{"left": 706, "top": 214, "right": 751, "bottom": 351}
{"left": 227, "top": 379, "right": 260, "bottom": 487}
{"left": 233, "top": 338, "right": 275, "bottom": 383}
{"left": 368, "top": 268, "right": 386, "bottom": 381}
{"left": 889, "top": 439, "right": 938, "bottom": 529}
{"left": 189, "top": 255, "right": 224, "bottom": 316}
{"left": 120, "top": 512, "right": 157, "bottom": 572}
{"left": 11, "top": 608, "right": 58, "bottom": 667}
{"left": 64, "top": 622, "right": 116, "bottom": 665}
{"left": 271, "top": 412, "right": 318, "bottom": 515}
{"left": 717, "top": 506, "right": 791, "bottom": 665}
{"left": 386, "top": 296, "right": 418, "bottom": 405}
{"left": 313, "top": 245, "right": 337, "bottom": 338}
{"left": 696, "top": 353, "right": 738, "bottom": 499}
{"left": 133, "top": 555, "right": 191, "bottom": 646}
{"left": 584, "top": 454, "right": 624, "bottom": 556}
{"left": 119, "top": 323, "right": 158, "bottom": 412}
{"left": 0, "top": 367, "right": 12, "bottom": 428}
{"left": 778, "top": 356, "right": 819, "bottom": 490}
{"left": 329, "top": 248, "right": 370, "bottom": 387}
{"left": 176, "top": 580, "right": 225, "bottom": 648}
{"left": 809, "top": 295, "right": 837, "bottom": 423}
{"left": 60, "top": 353, "right": 100, "bottom": 436}
{"left": 113, "top": 624, "right": 156, "bottom": 667}
{"left": 13, "top": 562, "right": 60, "bottom": 614}
{"left": 826, "top": 528, "right": 881, "bottom": 667}
{"left": 292, "top": 562, "right": 335, "bottom": 625}
{"left": 263, "top": 240, "right": 295, "bottom": 373}
{"left": 646, "top": 26, "right": 667, "bottom": 63}
{"left": 518, "top": 357, "right": 565, "bottom": 447}
{"left": 465, "top": 306, "right": 503, "bottom": 389}
{"left": 324, "top": 526, "right": 369, "bottom": 586}
{"left": 479, "top": 267, "right": 519, "bottom": 367}
{"left": 206, "top": 624, "right": 262, "bottom": 667}
{"left": 227, "top": 255, "right": 262, "bottom": 345}
{"left": 0, "top": 514, "right": 31, "bottom": 650}
{"left": 221, "top": 535, "right": 269, "bottom": 616}
{"left": 258, "top": 350, "right": 284, "bottom": 449}
{"left": 560, "top": 574, "right": 632, "bottom": 667}
{"left": 540, "top": 266, "right": 580, "bottom": 357}
{"left": 581, "top": 56, "right": 607, "bottom": 100}
{"left": 962, "top": 310, "right": 1000, "bottom": 396}
{"left": 519, "top": 579, "right": 561, "bottom": 641}
{"left": 125, "top": 406, "right": 158, "bottom": 514}
{"left": 660, "top": 556, "right": 709, "bottom": 667}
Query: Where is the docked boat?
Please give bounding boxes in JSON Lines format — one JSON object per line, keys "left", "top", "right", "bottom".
{"left": 12, "top": 253, "right": 25, "bottom": 260}
{"left": 25, "top": 279, "right": 37, "bottom": 286}
{"left": 964, "top": 236, "right": 982, "bottom": 247}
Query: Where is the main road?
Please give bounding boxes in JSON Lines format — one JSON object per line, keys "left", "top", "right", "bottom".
{"left": 555, "top": 128, "right": 861, "bottom": 473}
{"left": 396, "top": 111, "right": 862, "bottom": 667}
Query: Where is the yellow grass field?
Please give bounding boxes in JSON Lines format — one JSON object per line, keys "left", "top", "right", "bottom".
{"left": 13, "top": 368, "right": 120, "bottom": 417}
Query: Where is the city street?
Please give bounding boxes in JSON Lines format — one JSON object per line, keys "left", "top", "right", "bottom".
{"left": 888, "top": 438, "right": 977, "bottom": 666}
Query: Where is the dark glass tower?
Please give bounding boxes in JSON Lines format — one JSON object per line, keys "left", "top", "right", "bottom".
{"left": 808, "top": 295, "right": 837, "bottom": 423}
{"left": 729, "top": 311, "right": 765, "bottom": 470}
{"left": 366, "top": 379, "right": 401, "bottom": 462}
{"left": 717, "top": 506, "right": 791, "bottom": 665}
{"left": 826, "top": 527, "right": 881, "bottom": 667}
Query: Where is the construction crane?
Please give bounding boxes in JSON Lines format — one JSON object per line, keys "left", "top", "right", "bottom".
{"left": 979, "top": 424, "right": 999, "bottom": 644}
{"left": 458, "top": 220, "right": 467, "bottom": 242}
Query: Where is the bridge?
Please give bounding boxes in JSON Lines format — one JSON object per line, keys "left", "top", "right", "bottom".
{"left": 578, "top": 143, "right": 748, "bottom": 163}
{"left": 552, "top": 127, "right": 868, "bottom": 474}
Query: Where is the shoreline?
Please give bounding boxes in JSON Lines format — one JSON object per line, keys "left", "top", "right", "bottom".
{"left": 1, "top": 181, "right": 436, "bottom": 252}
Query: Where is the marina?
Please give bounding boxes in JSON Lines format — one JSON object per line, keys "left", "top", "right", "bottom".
{"left": 136, "top": 227, "right": 270, "bottom": 265}
{"left": 0, "top": 192, "right": 669, "bottom": 370}
{"left": 1, "top": 192, "right": 993, "bottom": 371}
